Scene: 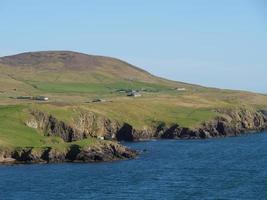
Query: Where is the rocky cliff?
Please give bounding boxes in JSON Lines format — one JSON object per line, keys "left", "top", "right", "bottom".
{"left": 158, "top": 108, "right": 267, "bottom": 139}
{"left": 0, "top": 141, "right": 137, "bottom": 164}
{"left": 29, "top": 107, "right": 267, "bottom": 142}
{"left": 3, "top": 107, "right": 265, "bottom": 164}
{"left": 30, "top": 110, "right": 122, "bottom": 141}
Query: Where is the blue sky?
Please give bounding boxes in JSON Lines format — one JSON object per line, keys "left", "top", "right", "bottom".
{"left": 0, "top": 0, "right": 266, "bottom": 93}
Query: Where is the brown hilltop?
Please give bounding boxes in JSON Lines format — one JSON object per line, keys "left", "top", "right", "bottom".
{"left": 0, "top": 51, "right": 185, "bottom": 84}
{"left": 0, "top": 51, "right": 149, "bottom": 73}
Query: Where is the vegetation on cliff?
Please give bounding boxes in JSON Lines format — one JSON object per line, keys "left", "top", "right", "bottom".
{"left": 0, "top": 51, "right": 267, "bottom": 163}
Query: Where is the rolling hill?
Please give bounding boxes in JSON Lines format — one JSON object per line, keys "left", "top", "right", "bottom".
{"left": 0, "top": 51, "right": 197, "bottom": 96}
{"left": 0, "top": 51, "right": 267, "bottom": 163}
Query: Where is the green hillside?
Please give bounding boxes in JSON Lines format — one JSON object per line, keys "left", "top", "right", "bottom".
{"left": 0, "top": 51, "right": 267, "bottom": 150}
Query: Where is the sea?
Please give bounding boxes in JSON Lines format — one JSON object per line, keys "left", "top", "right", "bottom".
{"left": 1, "top": 131, "right": 267, "bottom": 200}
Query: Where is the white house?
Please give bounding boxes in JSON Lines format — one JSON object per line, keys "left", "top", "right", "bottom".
{"left": 176, "top": 88, "right": 186, "bottom": 91}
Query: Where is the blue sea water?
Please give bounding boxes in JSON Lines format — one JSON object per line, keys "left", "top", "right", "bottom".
{"left": 1, "top": 132, "right": 267, "bottom": 200}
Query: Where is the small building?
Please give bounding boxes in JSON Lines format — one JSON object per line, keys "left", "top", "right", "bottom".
{"left": 34, "top": 96, "right": 49, "bottom": 101}
{"left": 127, "top": 91, "right": 142, "bottom": 97}
{"left": 176, "top": 88, "right": 186, "bottom": 91}
{"left": 16, "top": 96, "right": 49, "bottom": 101}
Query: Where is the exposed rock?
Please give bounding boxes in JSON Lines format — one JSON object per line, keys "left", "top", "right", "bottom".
{"left": 160, "top": 124, "right": 181, "bottom": 139}
{"left": 30, "top": 108, "right": 267, "bottom": 143}
{"left": 0, "top": 150, "right": 14, "bottom": 163}
{"left": 74, "top": 142, "right": 137, "bottom": 162}
{"left": 31, "top": 110, "right": 84, "bottom": 142}
{"left": 31, "top": 110, "right": 121, "bottom": 142}
{"left": 132, "top": 127, "right": 156, "bottom": 141}
{"left": 161, "top": 108, "right": 267, "bottom": 139}
{"left": 25, "top": 119, "right": 38, "bottom": 129}
{"left": 116, "top": 123, "right": 134, "bottom": 141}
{"left": 124, "top": 108, "right": 267, "bottom": 140}
{"left": 72, "top": 112, "right": 121, "bottom": 139}
{"left": 0, "top": 141, "right": 137, "bottom": 164}
{"left": 65, "top": 144, "right": 81, "bottom": 161}
{"left": 2, "top": 107, "right": 266, "bottom": 165}
{"left": 11, "top": 147, "right": 47, "bottom": 163}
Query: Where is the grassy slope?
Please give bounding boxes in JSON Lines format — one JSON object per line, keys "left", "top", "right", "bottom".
{"left": 0, "top": 51, "right": 267, "bottom": 149}
{"left": 0, "top": 105, "right": 98, "bottom": 152}
{"left": 0, "top": 105, "right": 57, "bottom": 148}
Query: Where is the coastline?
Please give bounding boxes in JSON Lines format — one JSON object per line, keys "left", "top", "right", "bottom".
{"left": 1, "top": 107, "right": 266, "bottom": 165}
{"left": 0, "top": 141, "right": 137, "bottom": 165}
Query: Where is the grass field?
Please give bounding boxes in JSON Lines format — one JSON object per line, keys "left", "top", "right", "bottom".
{"left": 0, "top": 105, "right": 97, "bottom": 151}
{"left": 0, "top": 51, "right": 267, "bottom": 149}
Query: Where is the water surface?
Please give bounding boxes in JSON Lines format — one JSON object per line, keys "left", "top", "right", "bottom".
{"left": 1, "top": 132, "right": 267, "bottom": 200}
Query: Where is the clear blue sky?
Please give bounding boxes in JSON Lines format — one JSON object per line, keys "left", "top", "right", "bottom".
{"left": 1, "top": 0, "right": 266, "bottom": 93}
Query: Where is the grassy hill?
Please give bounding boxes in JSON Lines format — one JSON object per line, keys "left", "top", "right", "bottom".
{"left": 0, "top": 51, "right": 267, "bottom": 151}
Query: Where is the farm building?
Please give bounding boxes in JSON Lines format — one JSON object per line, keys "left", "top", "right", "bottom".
{"left": 127, "top": 91, "right": 142, "bottom": 97}
{"left": 34, "top": 96, "right": 49, "bottom": 101}
{"left": 16, "top": 96, "right": 49, "bottom": 101}
{"left": 175, "top": 88, "right": 186, "bottom": 91}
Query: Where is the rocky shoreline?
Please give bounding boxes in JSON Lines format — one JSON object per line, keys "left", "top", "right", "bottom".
{"left": 0, "top": 141, "right": 137, "bottom": 165}
{"left": 29, "top": 107, "right": 267, "bottom": 141}
{"left": 157, "top": 109, "right": 267, "bottom": 140}
{"left": 1, "top": 107, "right": 267, "bottom": 165}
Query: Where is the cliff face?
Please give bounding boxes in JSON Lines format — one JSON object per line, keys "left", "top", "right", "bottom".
{"left": 113, "top": 108, "right": 267, "bottom": 140}
{"left": 0, "top": 141, "right": 137, "bottom": 164}
{"left": 158, "top": 109, "right": 267, "bottom": 139}
{"left": 30, "top": 108, "right": 267, "bottom": 142}
{"left": 31, "top": 110, "right": 125, "bottom": 142}
{"left": 1, "top": 107, "right": 266, "bottom": 164}
{"left": 30, "top": 110, "right": 154, "bottom": 142}
{"left": 72, "top": 112, "right": 121, "bottom": 140}
{"left": 198, "top": 109, "right": 267, "bottom": 138}
{"left": 0, "top": 111, "right": 138, "bottom": 164}
{"left": 30, "top": 110, "right": 86, "bottom": 142}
